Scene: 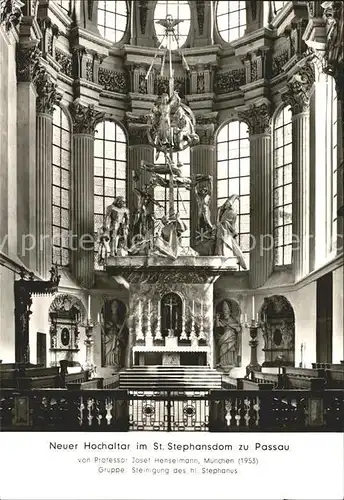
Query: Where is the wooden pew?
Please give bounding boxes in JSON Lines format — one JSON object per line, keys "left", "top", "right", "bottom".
{"left": 0, "top": 366, "right": 62, "bottom": 389}
{"left": 241, "top": 379, "right": 274, "bottom": 390}
{"left": 66, "top": 378, "right": 103, "bottom": 390}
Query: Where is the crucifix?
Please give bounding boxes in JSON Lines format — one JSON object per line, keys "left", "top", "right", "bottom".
{"left": 163, "top": 294, "right": 179, "bottom": 335}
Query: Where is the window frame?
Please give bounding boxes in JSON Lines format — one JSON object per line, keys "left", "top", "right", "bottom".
{"left": 52, "top": 106, "right": 71, "bottom": 267}
{"left": 272, "top": 105, "right": 293, "bottom": 267}
{"left": 216, "top": 120, "right": 251, "bottom": 270}
{"left": 216, "top": 0, "right": 247, "bottom": 44}
{"left": 97, "top": 0, "right": 129, "bottom": 44}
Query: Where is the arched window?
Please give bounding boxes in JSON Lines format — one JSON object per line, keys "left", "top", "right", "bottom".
{"left": 217, "top": 121, "right": 250, "bottom": 269}
{"left": 153, "top": 149, "right": 190, "bottom": 246}
{"left": 52, "top": 107, "right": 71, "bottom": 266}
{"left": 154, "top": 1, "right": 191, "bottom": 49}
{"left": 273, "top": 106, "right": 292, "bottom": 265}
{"left": 57, "top": 0, "right": 70, "bottom": 14}
{"left": 94, "top": 120, "right": 127, "bottom": 251}
{"left": 97, "top": 0, "right": 128, "bottom": 43}
{"left": 217, "top": 1, "right": 246, "bottom": 43}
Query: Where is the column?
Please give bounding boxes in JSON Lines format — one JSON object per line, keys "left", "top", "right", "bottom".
{"left": 239, "top": 101, "right": 273, "bottom": 288}
{"left": 16, "top": 44, "right": 41, "bottom": 270}
{"left": 282, "top": 63, "right": 315, "bottom": 281}
{"left": 35, "top": 71, "right": 62, "bottom": 278}
{"left": 126, "top": 117, "right": 154, "bottom": 218}
{"left": 191, "top": 114, "right": 217, "bottom": 250}
{"left": 70, "top": 100, "right": 104, "bottom": 288}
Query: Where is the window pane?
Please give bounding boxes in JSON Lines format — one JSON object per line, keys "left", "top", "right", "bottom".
{"left": 217, "top": 1, "right": 246, "bottom": 43}
{"left": 154, "top": 1, "right": 191, "bottom": 49}
{"left": 273, "top": 106, "right": 292, "bottom": 265}
{"left": 52, "top": 107, "right": 71, "bottom": 266}
{"left": 217, "top": 121, "right": 250, "bottom": 270}
{"left": 94, "top": 121, "right": 128, "bottom": 267}
{"left": 98, "top": 0, "right": 127, "bottom": 43}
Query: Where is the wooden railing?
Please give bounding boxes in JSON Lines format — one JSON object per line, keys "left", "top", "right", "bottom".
{"left": 0, "top": 388, "right": 343, "bottom": 432}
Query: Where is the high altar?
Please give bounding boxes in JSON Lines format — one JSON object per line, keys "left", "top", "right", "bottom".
{"left": 106, "top": 256, "right": 237, "bottom": 367}
{"left": 97, "top": 15, "right": 246, "bottom": 372}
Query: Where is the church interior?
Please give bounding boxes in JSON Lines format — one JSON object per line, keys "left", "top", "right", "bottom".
{"left": 0, "top": 0, "right": 343, "bottom": 432}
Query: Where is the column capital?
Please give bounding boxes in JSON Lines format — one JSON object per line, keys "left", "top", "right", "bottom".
{"left": 0, "top": 0, "right": 24, "bottom": 31}
{"left": 238, "top": 101, "right": 272, "bottom": 135}
{"left": 126, "top": 111, "right": 150, "bottom": 146}
{"left": 70, "top": 100, "right": 104, "bottom": 135}
{"left": 195, "top": 112, "right": 218, "bottom": 145}
{"left": 321, "top": 0, "right": 344, "bottom": 101}
{"left": 282, "top": 62, "right": 315, "bottom": 114}
{"left": 36, "top": 71, "right": 62, "bottom": 115}
{"left": 16, "top": 44, "right": 42, "bottom": 84}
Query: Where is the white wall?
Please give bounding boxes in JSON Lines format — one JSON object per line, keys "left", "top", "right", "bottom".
{"left": 333, "top": 266, "right": 344, "bottom": 363}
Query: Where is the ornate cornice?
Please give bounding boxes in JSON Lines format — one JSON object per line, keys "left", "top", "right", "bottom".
{"left": 238, "top": 102, "right": 272, "bottom": 135}
{"left": 321, "top": 0, "right": 344, "bottom": 101}
{"left": 214, "top": 68, "right": 245, "bottom": 94}
{"left": 281, "top": 62, "right": 315, "bottom": 114}
{"left": 35, "top": 71, "right": 62, "bottom": 115}
{"left": 0, "top": 0, "right": 24, "bottom": 31}
{"left": 70, "top": 100, "right": 104, "bottom": 135}
{"left": 16, "top": 45, "right": 41, "bottom": 83}
{"left": 98, "top": 67, "right": 128, "bottom": 94}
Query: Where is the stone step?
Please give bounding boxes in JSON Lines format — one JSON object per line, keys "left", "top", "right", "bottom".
{"left": 119, "top": 366, "right": 222, "bottom": 389}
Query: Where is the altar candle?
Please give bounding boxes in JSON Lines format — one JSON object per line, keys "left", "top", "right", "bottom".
{"left": 97, "top": 312, "right": 100, "bottom": 324}
{"left": 252, "top": 296, "right": 255, "bottom": 319}
{"left": 244, "top": 313, "right": 247, "bottom": 323}
{"left": 256, "top": 313, "right": 259, "bottom": 323}
{"left": 147, "top": 299, "right": 151, "bottom": 317}
{"left": 87, "top": 294, "right": 91, "bottom": 320}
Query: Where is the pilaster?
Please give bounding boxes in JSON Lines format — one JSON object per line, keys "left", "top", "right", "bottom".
{"left": 16, "top": 43, "right": 41, "bottom": 270}
{"left": 238, "top": 100, "right": 273, "bottom": 288}
{"left": 70, "top": 100, "right": 104, "bottom": 288}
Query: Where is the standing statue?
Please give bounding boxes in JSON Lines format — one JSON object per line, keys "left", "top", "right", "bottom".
{"left": 195, "top": 175, "right": 215, "bottom": 235}
{"left": 132, "top": 173, "right": 163, "bottom": 239}
{"left": 96, "top": 225, "right": 111, "bottom": 265}
{"left": 215, "top": 300, "right": 241, "bottom": 368}
{"left": 173, "top": 103, "right": 199, "bottom": 151}
{"left": 102, "top": 299, "right": 127, "bottom": 370}
{"left": 215, "top": 194, "right": 247, "bottom": 269}
{"left": 105, "top": 196, "right": 130, "bottom": 256}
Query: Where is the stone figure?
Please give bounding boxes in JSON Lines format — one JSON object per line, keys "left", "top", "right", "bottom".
{"left": 147, "top": 90, "right": 199, "bottom": 155}
{"left": 105, "top": 196, "right": 129, "bottom": 256}
{"left": 141, "top": 158, "right": 183, "bottom": 176}
{"left": 215, "top": 194, "right": 247, "bottom": 269}
{"left": 195, "top": 175, "right": 214, "bottom": 235}
{"left": 96, "top": 225, "right": 111, "bottom": 265}
{"left": 148, "top": 91, "right": 180, "bottom": 153}
{"left": 102, "top": 299, "right": 127, "bottom": 369}
{"left": 132, "top": 174, "right": 162, "bottom": 239}
{"left": 173, "top": 103, "right": 199, "bottom": 150}
{"left": 215, "top": 300, "right": 240, "bottom": 368}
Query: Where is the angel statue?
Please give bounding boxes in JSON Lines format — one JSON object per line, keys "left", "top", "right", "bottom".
{"left": 215, "top": 194, "right": 247, "bottom": 269}
{"left": 148, "top": 92, "right": 180, "bottom": 155}
{"left": 173, "top": 103, "right": 199, "bottom": 151}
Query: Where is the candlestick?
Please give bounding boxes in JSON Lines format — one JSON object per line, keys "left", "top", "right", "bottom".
{"left": 252, "top": 296, "right": 255, "bottom": 320}
{"left": 87, "top": 294, "right": 91, "bottom": 321}
{"left": 136, "top": 299, "right": 144, "bottom": 341}
{"left": 244, "top": 313, "right": 248, "bottom": 323}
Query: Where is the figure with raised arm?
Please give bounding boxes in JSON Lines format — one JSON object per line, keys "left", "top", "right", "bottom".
{"left": 105, "top": 196, "right": 130, "bottom": 256}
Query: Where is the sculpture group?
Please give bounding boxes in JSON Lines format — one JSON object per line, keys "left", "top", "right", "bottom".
{"left": 96, "top": 89, "right": 247, "bottom": 267}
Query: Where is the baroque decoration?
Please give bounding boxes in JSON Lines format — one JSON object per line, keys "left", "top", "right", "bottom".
{"left": 98, "top": 68, "right": 128, "bottom": 94}
{"left": 214, "top": 68, "right": 246, "bottom": 94}
{"left": 322, "top": 0, "right": 344, "bottom": 101}
{"left": 195, "top": 0, "right": 205, "bottom": 35}
{"left": 35, "top": 71, "right": 62, "bottom": 115}
{"left": 238, "top": 102, "right": 272, "bottom": 135}
{"left": 281, "top": 61, "right": 316, "bottom": 114}
{"left": 0, "top": 0, "right": 24, "bottom": 31}
{"left": 14, "top": 266, "right": 61, "bottom": 364}
{"left": 70, "top": 99, "right": 105, "bottom": 135}
{"left": 16, "top": 45, "right": 42, "bottom": 83}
